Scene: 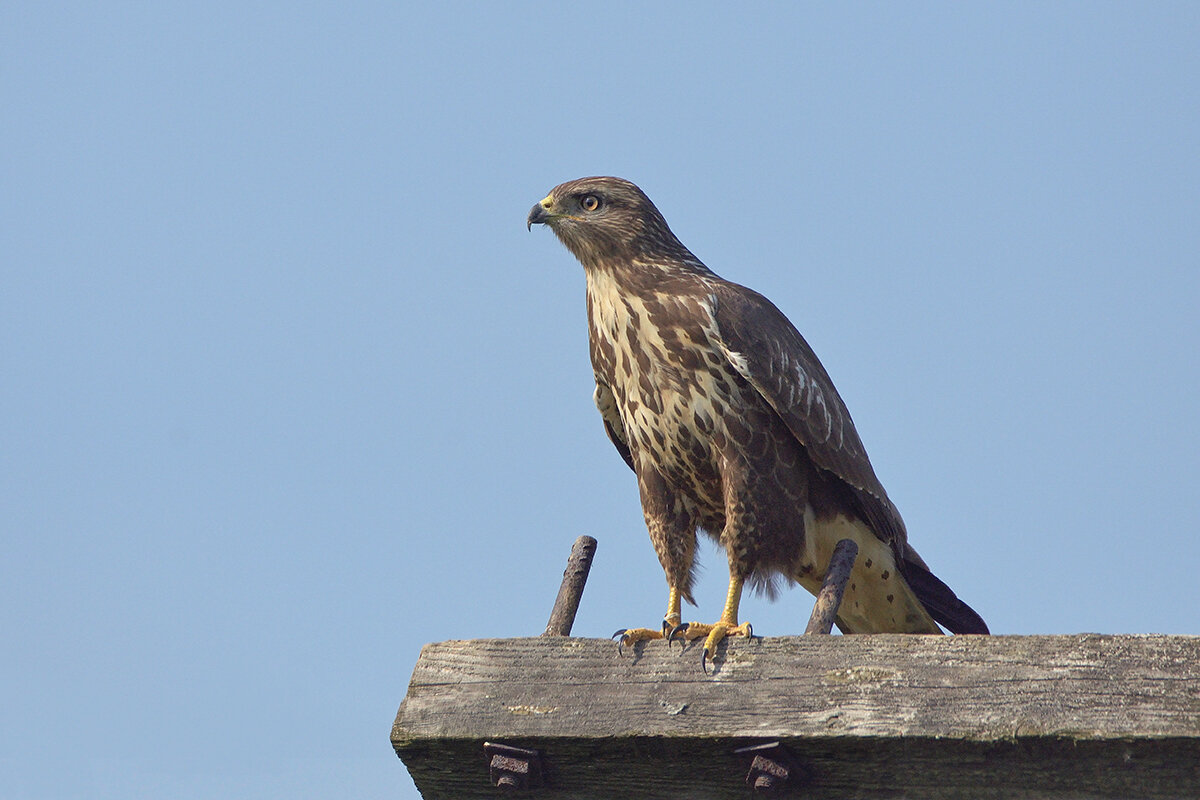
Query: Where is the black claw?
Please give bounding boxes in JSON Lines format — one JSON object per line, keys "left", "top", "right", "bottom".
{"left": 701, "top": 648, "right": 711, "bottom": 674}
{"left": 612, "top": 629, "right": 628, "bottom": 656}
{"left": 666, "top": 623, "right": 689, "bottom": 651}
{"left": 745, "top": 622, "right": 753, "bottom": 639}
{"left": 611, "top": 628, "right": 628, "bottom": 640}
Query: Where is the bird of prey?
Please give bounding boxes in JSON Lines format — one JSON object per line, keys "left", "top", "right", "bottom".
{"left": 528, "top": 176, "right": 988, "bottom": 667}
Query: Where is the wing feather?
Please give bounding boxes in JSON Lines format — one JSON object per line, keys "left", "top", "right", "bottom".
{"left": 594, "top": 382, "right": 635, "bottom": 471}
{"left": 709, "top": 281, "right": 907, "bottom": 549}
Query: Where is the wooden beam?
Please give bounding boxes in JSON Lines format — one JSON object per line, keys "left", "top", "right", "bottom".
{"left": 392, "top": 634, "right": 1200, "bottom": 799}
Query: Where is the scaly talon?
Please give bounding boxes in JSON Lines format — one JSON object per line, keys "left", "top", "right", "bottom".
{"left": 665, "top": 620, "right": 753, "bottom": 672}
{"left": 615, "top": 592, "right": 684, "bottom": 655}
{"left": 612, "top": 626, "right": 666, "bottom": 655}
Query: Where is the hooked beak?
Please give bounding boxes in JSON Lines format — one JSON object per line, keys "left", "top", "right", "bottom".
{"left": 526, "top": 194, "right": 555, "bottom": 231}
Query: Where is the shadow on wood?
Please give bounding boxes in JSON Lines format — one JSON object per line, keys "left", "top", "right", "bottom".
{"left": 392, "top": 634, "right": 1200, "bottom": 799}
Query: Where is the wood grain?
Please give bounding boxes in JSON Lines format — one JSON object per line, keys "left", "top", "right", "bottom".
{"left": 392, "top": 635, "right": 1200, "bottom": 798}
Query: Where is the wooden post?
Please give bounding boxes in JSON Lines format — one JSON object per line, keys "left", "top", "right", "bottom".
{"left": 392, "top": 634, "right": 1200, "bottom": 799}
{"left": 542, "top": 535, "right": 597, "bottom": 637}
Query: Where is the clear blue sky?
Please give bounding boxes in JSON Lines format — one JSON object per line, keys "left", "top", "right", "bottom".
{"left": 3, "top": 4, "right": 1198, "bottom": 798}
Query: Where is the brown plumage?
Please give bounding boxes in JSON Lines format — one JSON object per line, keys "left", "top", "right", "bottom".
{"left": 528, "top": 177, "right": 987, "bottom": 662}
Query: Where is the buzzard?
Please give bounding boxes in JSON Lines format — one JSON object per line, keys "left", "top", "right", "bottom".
{"left": 528, "top": 177, "right": 988, "bottom": 666}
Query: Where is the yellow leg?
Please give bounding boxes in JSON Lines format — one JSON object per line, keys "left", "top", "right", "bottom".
{"left": 613, "top": 587, "right": 684, "bottom": 651}
{"left": 670, "top": 575, "right": 753, "bottom": 671}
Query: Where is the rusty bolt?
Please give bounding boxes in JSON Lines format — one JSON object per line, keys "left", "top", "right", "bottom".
{"left": 748, "top": 753, "right": 789, "bottom": 791}
{"left": 491, "top": 754, "right": 528, "bottom": 788}
{"left": 483, "top": 741, "right": 542, "bottom": 790}
{"left": 734, "top": 741, "right": 804, "bottom": 794}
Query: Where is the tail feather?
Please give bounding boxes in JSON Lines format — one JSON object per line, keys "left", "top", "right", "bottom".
{"left": 903, "top": 560, "right": 990, "bottom": 634}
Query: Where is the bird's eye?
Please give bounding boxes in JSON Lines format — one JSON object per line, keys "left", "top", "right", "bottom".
{"left": 580, "top": 194, "right": 601, "bottom": 212}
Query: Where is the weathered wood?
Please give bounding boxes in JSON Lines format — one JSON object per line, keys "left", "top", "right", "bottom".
{"left": 542, "top": 535, "right": 597, "bottom": 637}
{"left": 804, "top": 537, "right": 858, "bottom": 635}
{"left": 392, "top": 634, "right": 1200, "bottom": 799}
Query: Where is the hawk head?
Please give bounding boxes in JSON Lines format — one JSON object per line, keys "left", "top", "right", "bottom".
{"left": 527, "top": 176, "right": 693, "bottom": 268}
